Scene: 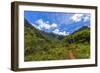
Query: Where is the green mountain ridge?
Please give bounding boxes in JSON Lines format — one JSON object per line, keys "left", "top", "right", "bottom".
{"left": 63, "top": 26, "right": 90, "bottom": 44}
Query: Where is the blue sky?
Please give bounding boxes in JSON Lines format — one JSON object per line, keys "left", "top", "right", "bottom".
{"left": 24, "top": 11, "right": 90, "bottom": 36}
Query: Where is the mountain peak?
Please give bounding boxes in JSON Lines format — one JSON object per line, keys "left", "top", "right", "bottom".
{"left": 72, "top": 26, "right": 90, "bottom": 34}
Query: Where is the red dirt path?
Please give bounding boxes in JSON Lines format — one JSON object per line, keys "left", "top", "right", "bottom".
{"left": 68, "top": 51, "right": 76, "bottom": 59}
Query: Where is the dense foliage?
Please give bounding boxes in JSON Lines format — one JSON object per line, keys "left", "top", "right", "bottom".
{"left": 24, "top": 19, "right": 90, "bottom": 61}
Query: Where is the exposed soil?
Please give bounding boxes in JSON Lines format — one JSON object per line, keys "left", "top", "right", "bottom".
{"left": 68, "top": 51, "right": 76, "bottom": 59}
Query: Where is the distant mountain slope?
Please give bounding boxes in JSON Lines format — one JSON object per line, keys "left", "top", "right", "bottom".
{"left": 63, "top": 26, "right": 90, "bottom": 43}
{"left": 40, "top": 31, "right": 64, "bottom": 42}
{"left": 72, "top": 26, "right": 90, "bottom": 34}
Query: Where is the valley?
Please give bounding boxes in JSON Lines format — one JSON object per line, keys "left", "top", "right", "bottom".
{"left": 24, "top": 19, "right": 90, "bottom": 61}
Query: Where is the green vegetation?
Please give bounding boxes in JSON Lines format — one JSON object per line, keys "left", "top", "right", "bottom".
{"left": 24, "top": 19, "right": 90, "bottom": 61}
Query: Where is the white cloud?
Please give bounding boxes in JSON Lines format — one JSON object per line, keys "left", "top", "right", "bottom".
{"left": 41, "top": 23, "right": 51, "bottom": 29}
{"left": 35, "top": 19, "right": 51, "bottom": 29}
{"left": 35, "top": 19, "right": 43, "bottom": 25}
{"left": 59, "top": 31, "right": 68, "bottom": 36}
{"left": 71, "top": 14, "right": 84, "bottom": 22}
{"left": 83, "top": 16, "right": 90, "bottom": 22}
{"left": 35, "top": 19, "right": 57, "bottom": 30}
{"left": 51, "top": 23, "right": 57, "bottom": 28}
{"left": 71, "top": 14, "right": 90, "bottom": 22}
{"left": 52, "top": 29, "right": 59, "bottom": 33}
{"left": 53, "top": 29, "right": 69, "bottom": 36}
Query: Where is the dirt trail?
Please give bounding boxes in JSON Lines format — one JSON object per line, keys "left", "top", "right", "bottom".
{"left": 68, "top": 51, "right": 76, "bottom": 59}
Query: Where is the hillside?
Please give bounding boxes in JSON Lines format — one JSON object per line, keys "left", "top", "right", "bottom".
{"left": 24, "top": 19, "right": 52, "bottom": 56}
{"left": 24, "top": 19, "right": 90, "bottom": 61}
{"left": 63, "top": 26, "right": 90, "bottom": 43}
{"left": 63, "top": 26, "right": 90, "bottom": 59}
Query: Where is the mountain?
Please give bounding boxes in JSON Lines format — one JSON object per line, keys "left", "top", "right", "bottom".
{"left": 24, "top": 19, "right": 64, "bottom": 54}
{"left": 24, "top": 18, "right": 90, "bottom": 61}
{"left": 24, "top": 19, "right": 52, "bottom": 55}
{"left": 25, "top": 18, "right": 64, "bottom": 42}
{"left": 40, "top": 31, "right": 64, "bottom": 41}
{"left": 72, "top": 26, "right": 90, "bottom": 34}
{"left": 24, "top": 19, "right": 57, "bottom": 43}
{"left": 63, "top": 26, "right": 90, "bottom": 44}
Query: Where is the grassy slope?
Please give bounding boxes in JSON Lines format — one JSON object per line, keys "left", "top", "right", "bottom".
{"left": 24, "top": 19, "right": 69, "bottom": 61}
{"left": 24, "top": 19, "right": 90, "bottom": 61}
{"left": 63, "top": 27, "right": 90, "bottom": 59}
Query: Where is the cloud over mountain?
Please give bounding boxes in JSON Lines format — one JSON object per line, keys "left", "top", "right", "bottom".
{"left": 35, "top": 19, "right": 58, "bottom": 30}
{"left": 52, "top": 29, "right": 69, "bottom": 36}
